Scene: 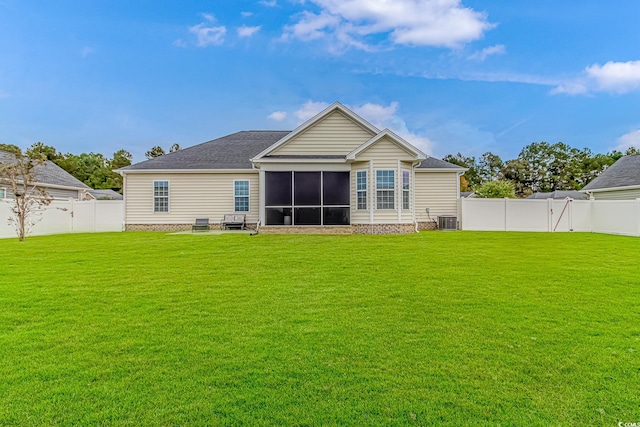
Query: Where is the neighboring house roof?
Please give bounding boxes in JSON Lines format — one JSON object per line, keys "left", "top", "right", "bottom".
{"left": 417, "top": 157, "right": 466, "bottom": 170}
{"left": 581, "top": 154, "right": 640, "bottom": 192}
{"left": 120, "top": 131, "right": 291, "bottom": 171}
{"left": 527, "top": 190, "right": 588, "bottom": 200}
{"left": 460, "top": 191, "right": 476, "bottom": 198}
{"left": 0, "top": 151, "right": 89, "bottom": 190}
{"left": 88, "top": 189, "right": 123, "bottom": 200}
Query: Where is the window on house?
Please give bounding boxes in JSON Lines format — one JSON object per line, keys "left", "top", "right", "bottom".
{"left": 153, "top": 181, "right": 169, "bottom": 213}
{"left": 402, "top": 170, "right": 410, "bottom": 210}
{"left": 376, "top": 170, "right": 395, "bottom": 209}
{"left": 234, "top": 180, "right": 250, "bottom": 212}
{"left": 0, "top": 188, "right": 5, "bottom": 199}
{"left": 356, "top": 170, "right": 367, "bottom": 210}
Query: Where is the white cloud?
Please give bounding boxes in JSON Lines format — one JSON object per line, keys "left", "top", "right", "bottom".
{"left": 294, "top": 100, "right": 330, "bottom": 121}
{"left": 615, "top": 129, "right": 640, "bottom": 152}
{"left": 268, "top": 111, "right": 288, "bottom": 121}
{"left": 189, "top": 22, "right": 227, "bottom": 47}
{"left": 237, "top": 25, "right": 261, "bottom": 37}
{"left": 283, "top": 0, "right": 495, "bottom": 51}
{"left": 259, "top": 0, "right": 277, "bottom": 6}
{"left": 553, "top": 60, "right": 640, "bottom": 95}
{"left": 468, "top": 44, "right": 505, "bottom": 61}
{"left": 241, "top": 11, "right": 254, "bottom": 17}
{"left": 201, "top": 13, "right": 216, "bottom": 22}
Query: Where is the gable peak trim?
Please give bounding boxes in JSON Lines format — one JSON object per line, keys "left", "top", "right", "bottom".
{"left": 346, "top": 128, "right": 427, "bottom": 161}
{"left": 251, "top": 102, "right": 380, "bottom": 161}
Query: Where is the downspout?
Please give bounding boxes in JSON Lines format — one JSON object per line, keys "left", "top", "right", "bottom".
{"left": 412, "top": 160, "right": 421, "bottom": 233}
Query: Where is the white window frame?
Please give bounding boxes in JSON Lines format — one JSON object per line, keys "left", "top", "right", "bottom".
{"left": 356, "top": 170, "right": 367, "bottom": 210}
{"left": 402, "top": 169, "right": 410, "bottom": 210}
{"left": 153, "top": 180, "right": 169, "bottom": 213}
{"left": 0, "top": 187, "right": 5, "bottom": 199}
{"left": 234, "top": 179, "right": 250, "bottom": 212}
{"left": 376, "top": 169, "right": 395, "bottom": 210}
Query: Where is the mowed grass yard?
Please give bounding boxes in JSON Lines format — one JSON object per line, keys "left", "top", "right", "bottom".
{"left": 0, "top": 231, "right": 639, "bottom": 426}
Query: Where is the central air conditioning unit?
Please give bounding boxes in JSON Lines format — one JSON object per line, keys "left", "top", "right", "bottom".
{"left": 438, "top": 215, "right": 457, "bottom": 231}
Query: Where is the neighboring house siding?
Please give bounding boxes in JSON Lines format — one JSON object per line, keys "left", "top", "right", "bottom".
{"left": 271, "top": 111, "right": 374, "bottom": 155}
{"left": 591, "top": 188, "right": 640, "bottom": 200}
{"left": 0, "top": 186, "right": 79, "bottom": 200}
{"left": 47, "top": 188, "right": 81, "bottom": 199}
{"left": 124, "top": 172, "right": 259, "bottom": 224}
{"left": 414, "top": 172, "right": 459, "bottom": 221}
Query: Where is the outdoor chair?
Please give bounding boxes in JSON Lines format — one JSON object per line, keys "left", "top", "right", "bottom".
{"left": 221, "top": 214, "right": 246, "bottom": 230}
{"left": 192, "top": 218, "right": 210, "bottom": 232}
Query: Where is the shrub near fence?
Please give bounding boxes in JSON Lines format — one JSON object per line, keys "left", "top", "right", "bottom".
{"left": 460, "top": 198, "right": 640, "bottom": 237}
{"left": 0, "top": 199, "right": 124, "bottom": 239}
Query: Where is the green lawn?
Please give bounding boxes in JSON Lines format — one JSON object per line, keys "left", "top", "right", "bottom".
{"left": 1, "top": 231, "right": 639, "bottom": 426}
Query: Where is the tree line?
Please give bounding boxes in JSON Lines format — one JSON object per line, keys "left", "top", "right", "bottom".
{"left": 0, "top": 142, "right": 179, "bottom": 193}
{"left": 2, "top": 139, "right": 637, "bottom": 197}
{"left": 443, "top": 142, "right": 639, "bottom": 198}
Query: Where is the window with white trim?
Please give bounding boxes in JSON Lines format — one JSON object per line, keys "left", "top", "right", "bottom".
{"left": 402, "top": 170, "right": 410, "bottom": 210}
{"left": 376, "top": 170, "right": 395, "bottom": 210}
{"left": 153, "top": 180, "right": 169, "bottom": 213}
{"left": 0, "top": 188, "right": 5, "bottom": 199}
{"left": 234, "top": 180, "right": 250, "bottom": 212}
{"left": 356, "top": 170, "right": 367, "bottom": 210}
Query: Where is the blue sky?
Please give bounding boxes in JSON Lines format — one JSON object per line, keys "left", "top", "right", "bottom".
{"left": 1, "top": 0, "right": 640, "bottom": 163}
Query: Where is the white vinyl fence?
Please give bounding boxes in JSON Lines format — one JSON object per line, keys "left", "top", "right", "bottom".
{"left": 0, "top": 199, "right": 124, "bottom": 239}
{"left": 460, "top": 198, "right": 640, "bottom": 237}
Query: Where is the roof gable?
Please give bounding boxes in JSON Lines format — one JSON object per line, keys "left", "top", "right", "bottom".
{"left": 581, "top": 154, "right": 640, "bottom": 191}
{"left": 253, "top": 102, "right": 379, "bottom": 160}
{"left": 347, "top": 129, "right": 426, "bottom": 161}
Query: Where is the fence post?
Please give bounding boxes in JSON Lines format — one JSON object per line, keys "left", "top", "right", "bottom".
{"left": 548, "top": 198, "right": 553, "bottom": 232}
{"left": 70, "top": 198, "right": 75, "bottom": 233}
{"left": 637, "top": 199, "right": 640, "bottom": 237}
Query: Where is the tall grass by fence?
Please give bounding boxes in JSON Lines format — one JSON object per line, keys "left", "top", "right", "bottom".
{"left": 460, "top": 198, "right": 640, "bottom": 236}
{"left": 0, "top": 199, "right": 124, "bottom": 239}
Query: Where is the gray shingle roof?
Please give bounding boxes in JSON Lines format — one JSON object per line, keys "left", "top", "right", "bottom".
{"left": 120, "top": 131, "right": 291, "bottom": 170}
{"left": 581, "top": 154, "right": 640, "bottom": 191}
{"left": 0, "top": 151, "right": 90, "bottom": 189}
{"left": 120, "top": 130, "right": 462, "bottom": 171}
{"left": 527, "top": 190, "right": 588, "bottom": 200}
{"left": 89, "top": 189, "right": 123, "bottom": 200}
{"left": 417, "top": 157, "right": 466, "bottom": 170}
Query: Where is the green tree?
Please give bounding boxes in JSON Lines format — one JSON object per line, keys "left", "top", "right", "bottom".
{"left": 145, "top": 146, "right": 165, "bottom": 159}
{"left": 478, "top": 152, "right": 504, "bottom": 182}
{"left": 443, "top": 153, "right": 481, "bottom": 189}
{"left": 475, "top": 180, "right": 516, "bottom": 198}
{"left": 26, "top": 142, "right": 62, "bottom": 162}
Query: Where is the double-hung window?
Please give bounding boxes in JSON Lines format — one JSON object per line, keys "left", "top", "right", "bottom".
{"left": 234, "top": 180, "right": 250, "bottom": 212}
{"left": 402, "top": 170, "right": 410, "bottom": 210}
{"left": 356, "top": 170, "right": 367, "bottom": 210}
{"left": 376, "top": 170, "right": 395, "bottom": 209}
{"left": 0, "top": 188, "right": 5, "bottom": 199}
{"left": 153, "top": 180, "right": 169, "bottom": 213}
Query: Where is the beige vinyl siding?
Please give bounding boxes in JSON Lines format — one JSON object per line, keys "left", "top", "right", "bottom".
{"left": 271, "top": 111, "right": 374, "bottom": 155}
{"left": 124, "top": 172, "right": 259, "bottom": 224}
{"left": 414, "top": 171, "right": 459, "bottom": 222}
{"left": 591, "top": 188, "right": 640, "bottom": 200}
{"left": 354, "top": 136, "right": 416, "bottom": 166}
